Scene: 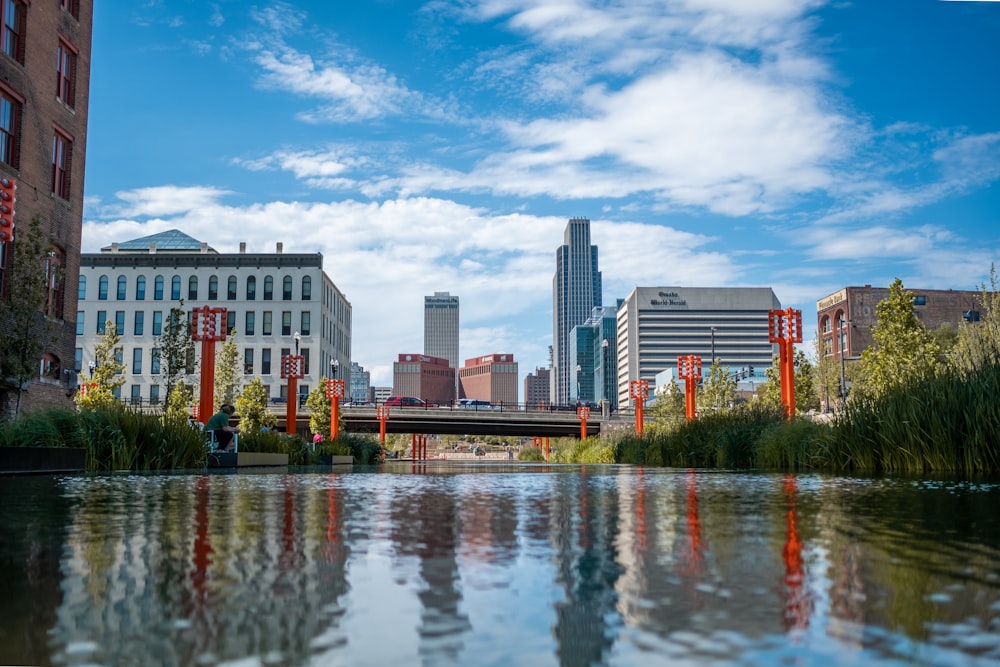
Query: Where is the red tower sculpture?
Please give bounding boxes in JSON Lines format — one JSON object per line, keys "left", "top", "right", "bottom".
{"left": 677, "top": 355, "right": 702, "bottom": 421}
{"left": 190, "top": 306, "right": 228, "bottom": 424}
{"left": 325, "top": 378, "right": 345, "bottom": 440}
{"left": 629, "top": 379, "right": 649, "bottom": 435}
{"left": 281, "top": 354, "right": 305, "bottom": 436}
{"left": 577, "top": 405, "right": 591, "bottom": 440}
{"left": 769, "top": 308, "right": 803, "bottom": 421}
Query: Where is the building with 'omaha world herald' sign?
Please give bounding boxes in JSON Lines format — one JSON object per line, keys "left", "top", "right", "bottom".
{"left": 615, "top": 286, "right": 782, "bottom": 408}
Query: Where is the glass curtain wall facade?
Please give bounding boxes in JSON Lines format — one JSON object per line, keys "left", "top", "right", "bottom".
{"left": 552, "top": 218, "right": 601, "bottom": 405}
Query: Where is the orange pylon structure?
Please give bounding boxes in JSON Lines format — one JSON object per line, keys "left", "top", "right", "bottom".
{"left": 190, "top": 306, "right": 228, "bottom": 424}
{"left": 677, "top": 355, "right": 702, "bottom": 421}
{"left": 376, "top": 405, "right": 390, "bottom": 444}
{"left": 769, "top": 308, "right": 803, "bottom": 420}
{"left": 629, "top": 379, "right": 649, "bottom": 435}
{"left": 325, "top": 379, "right": 345, "bottom": 440}
{"left": 577, "top": 405, "right": 590, "bottom": 440}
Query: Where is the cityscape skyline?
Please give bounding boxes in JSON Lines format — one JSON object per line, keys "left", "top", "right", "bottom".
{"left": 80, "top": 1, "right": 999, "bottom": 387}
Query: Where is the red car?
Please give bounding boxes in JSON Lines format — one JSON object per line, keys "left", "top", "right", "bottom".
{"left": 383, "top": 396, "right": 426, "bottom": 407}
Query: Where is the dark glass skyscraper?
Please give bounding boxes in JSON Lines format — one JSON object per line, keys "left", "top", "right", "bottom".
{"left": 552, "top": 218, "right": 602, "bottom": 405}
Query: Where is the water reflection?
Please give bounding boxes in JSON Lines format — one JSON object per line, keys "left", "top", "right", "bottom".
{"left": 0, "top": 466, "right": 999, "bottom": 666}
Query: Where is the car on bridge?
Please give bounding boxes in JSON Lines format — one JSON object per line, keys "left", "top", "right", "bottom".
{"left": 383, "top": 396, "right": 427, "bottom": 407}
{"left": 459, "top": 398, "right": 501, "bottom": 411}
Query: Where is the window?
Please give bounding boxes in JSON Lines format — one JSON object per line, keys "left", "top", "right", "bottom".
{"left": 282, "top": 276, "right": 293, "bottom": 300}
{"left": 78, "top": 275, "right": 86, "bottom": 300}
{"left": 188, "top": 276, "right": 198, "bottom": 300}
{"left": 96, "top": 310, "right": 106, "bottom": 334}
{"left": 261, "top": 348, "right": 272, "bottom": 375}
{"left": 75, "top": 347, "right": 82, "bottom": 373}
{"left": 57, "top": 38, "right": 78, "bottom": 109}
{"left": 132, "top": 348, "right": 142, "bottom": 375}
{"left": 151, "top": 349, "right": 161, "bottom": 375}
{"left": 281, "top": 311, "right": 291, "bottom": 336}
{"left": 246, "top": 276, "right": 256, "bottom": 300}
{"left": 136, "top": 276, "right": 146, "bottom": 300}
{"left": 149, "top": 385, "right": 160, "bottom": 405}
{"left": 154, "top": 276, "right": 164, "bottom": 300}
{"left": 208, "top": 275, "right": 218, "bottom": 300}
{"left": 0, "top": 87, "right": 22, "bottom": 168}
{"left": 61, "top": 0, "right": 80, "bottom": 20}
{"left": 170, "top": 276, "right": 181, "bottom": 300}
{"left": 130, "top": 384, "right": 141, "bottom": 404}
{"left": 263, "top": 275, "right": 273, "bottom": 300}
{"left": 44, "top": 247, "right": 65, "bottom": 318}
{"left": 117, "top": 276, "right": 127, "bottom": 300}
{"left": 302, "top": 276, "right": 312, "bottom": 300}
{"left": 302, "top": 348, "right": 310, "bottom": 375}
{"left": 115, "top": 311, "right": 125, "bottom": 335}
{"left": 152, "top": 311, "right": 162, "bottom": 336}
{"left": 913, "top": 295, "right": 927, "bottom": 306}
{"left": 2, "top": 0, "right": 25, "bottom": 64}
{"left": 226, "top": 311, "right": 236, "bottom": 334}
{"left": 245, "top": 311, "right": 255, "bottom": 336}
{"left": 98, "top": 275, "right": 108, "bottom": 300}
{"left": 244, "top": 348, "right": 254, "bottom": 375}
{"left": 300, "top": 311, "right": 311, "bottom": 336}
{"left": 51, "top": 129, "right": 72, "bottom": 200}
{"left": 114, "top": 347, "right": 123, "bottom": 373}
{"left": 134, "top": 311, "right": 144, "bottom": 336}
{"left": 76, "top": 311, "right": 84, "bottom": 336}
{"left": 227, "top": 275, "right": 237, "bottom": 300}
{"left": 263, "top": 311, "right": 272, "bottom": 336}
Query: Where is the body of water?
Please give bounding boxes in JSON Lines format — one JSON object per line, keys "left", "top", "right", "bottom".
{"left": 1, "top": 463, "right": 999, "bottom": 666}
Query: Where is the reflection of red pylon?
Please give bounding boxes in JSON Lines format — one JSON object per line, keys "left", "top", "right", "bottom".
{"left": 782, "top": 475, "right": 810, "bottom": 631}
{"left": 190, "top": 476, "right": 213, "bottom": 607}
{"left": 684, "top": 470, "right": 704, "bottom": 575}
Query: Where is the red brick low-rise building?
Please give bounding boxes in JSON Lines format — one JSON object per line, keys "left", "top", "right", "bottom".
{"left": 392, "top": 354, "right": 455, "bottom": 405}
{"left": 459, "top": 354, "right": 518, "bottom": 407}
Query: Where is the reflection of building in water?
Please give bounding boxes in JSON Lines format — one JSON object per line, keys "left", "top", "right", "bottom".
{"left": 551, "top": 469, "right": 623, "bottom": 667}
{"left": 56, "top": 476, "right": 351, "bottom": 665}
{"left": 389, "top": 483, "right": 470, "bottom": 662}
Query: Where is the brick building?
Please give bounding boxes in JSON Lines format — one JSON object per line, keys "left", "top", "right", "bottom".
{"left": 523, "top": 367, "right": 550, "bottom": 408}
{"left": 816, "top": 285, "right": 984, "bottom": 364}
{"left": 458, "top": 353, "right": 518, "bottom": 407}
{"left": 392, "top": 354, "right": 455, "bottom": 405}
{"left": 0, "top": 1, "right": 93, "bottom": 413}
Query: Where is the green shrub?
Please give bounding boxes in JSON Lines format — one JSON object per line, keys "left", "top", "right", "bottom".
{"left": 518, "top": 446, "right": 545, "bottom": 462}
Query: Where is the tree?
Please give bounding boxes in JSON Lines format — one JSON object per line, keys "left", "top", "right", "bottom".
{"left": 648, "top": 376, "right": 685, "bottom": 427}
{"left": 950, "top": 264, "right": 1000, "bottom": 376}
{"left": 698, "top": 358, "right": 737, "bottom": 412}
{"left": 0, "top": 217, "right": 61, "bottom": 416}
{"left": 306, "top": 378, "right": 333, "bottom": 438}
{"left": 213, "top": 328, "right": 243, "bottom": 411}
{"left": 164, "top": 378, "right": 195, "bottom": 425}
{"left": 753, "top": 350, "right": 818, "bottom": 413}
{"left": 75, "top": 318, "right": 126, "bottom": 411}
{"left": 854, "top": 278, "right": 941, "bottom": 399}
{"left": 812, "top": 338, "right": 842, "bottom": 412}
{"left": 157, "top": 301, "right": 196, "bottom": 398}
{"left": 235, "top": 377, "right": 276, "bottom": 433}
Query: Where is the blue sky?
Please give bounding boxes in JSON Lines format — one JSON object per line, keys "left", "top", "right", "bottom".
{"left": 82, "top": 0, "right": 1000, "bottom": 387}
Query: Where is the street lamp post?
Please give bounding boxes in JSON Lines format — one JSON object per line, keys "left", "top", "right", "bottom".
{"left": 88, "top": 360, "right": 95, "bottom": 378}
{"left": 575, "top": 364, "right": 582, "bottom": 405}
{"left": 710, "top": 326, "right": 717, "bottom": 365}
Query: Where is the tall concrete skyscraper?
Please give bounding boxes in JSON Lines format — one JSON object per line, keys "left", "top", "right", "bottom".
{"left": 552, "top": 218, "right": 602, "bottom": 405}
{"left": 424, "top": 291, "right": 460, "bottom": 368}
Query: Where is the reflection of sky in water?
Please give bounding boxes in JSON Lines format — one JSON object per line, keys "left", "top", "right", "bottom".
{"left": 0, "top": 466, "right": 998, "bottom": 666}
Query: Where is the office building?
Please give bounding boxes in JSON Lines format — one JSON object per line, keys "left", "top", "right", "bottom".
{"left": 348, "top": 361, "right": 370, "bottom": 405}
{"left": 524, "top": 367, "right": 550, "bottom": 408}
{"left": 77, "top": 230, "right": 351, "bottom": 405}
{"left": 392, "top": 354, "right": 455, "bottom": 404}
{"left": 424, "top": 291, "right": 459, "bottom": 368}
{"left": 0, "top": 1, "right": 93, "bottom": 413}
{"left": 570, "top": 305, "right": 619, "bottom": 409}
{"left": 459, "top": 354, "right": 518, "bottom": 407}
{"left": 552, "top": 217, "right": 602, "bottom": 405}
{"left": 616, "top": 287, "right": 780, "bottom": 407}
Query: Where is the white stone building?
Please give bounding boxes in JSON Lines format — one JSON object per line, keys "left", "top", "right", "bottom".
{"left": 76, "top": 230, "right": 351, "bottom": 406}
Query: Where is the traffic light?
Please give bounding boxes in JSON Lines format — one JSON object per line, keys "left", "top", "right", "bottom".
{"left": 748, "top": 365, "right": 754, "bottom": 377}
{"left": 0, "top": 176, "right": 14, "bottom": 242}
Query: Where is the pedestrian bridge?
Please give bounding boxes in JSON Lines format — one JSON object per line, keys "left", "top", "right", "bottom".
{"left": 280, "top": 405, "right": 627, "bottom": 438}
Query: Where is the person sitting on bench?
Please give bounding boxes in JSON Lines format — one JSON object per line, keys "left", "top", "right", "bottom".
{"left": 205, "top": 404, "right": 239, "bottom": 452}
